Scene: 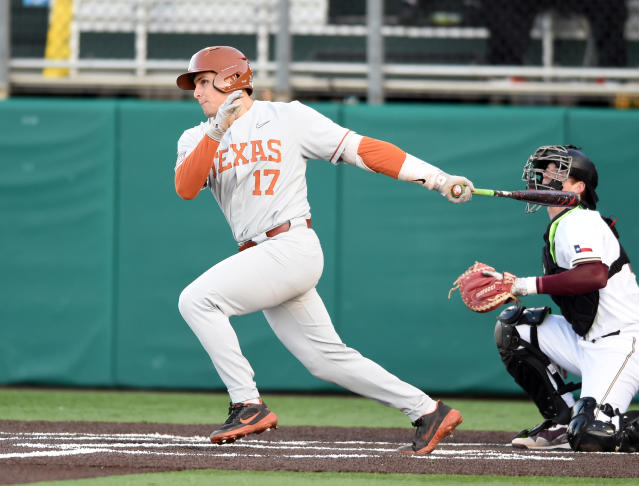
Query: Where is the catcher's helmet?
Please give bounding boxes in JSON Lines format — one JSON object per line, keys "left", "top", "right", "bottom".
{"left": 176, "top": 46, "right": 253, "bottom": 94}
{"left": 521, "top": 144, "right": 599, "bottom": 213}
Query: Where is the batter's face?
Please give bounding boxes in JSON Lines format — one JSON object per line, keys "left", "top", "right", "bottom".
{"left": 193, "top": 72, "right": 229, "bottom": 118}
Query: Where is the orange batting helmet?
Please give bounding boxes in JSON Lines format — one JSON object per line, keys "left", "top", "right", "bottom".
{"left": 176, "top": 46, "right": 253, "bottom": 94}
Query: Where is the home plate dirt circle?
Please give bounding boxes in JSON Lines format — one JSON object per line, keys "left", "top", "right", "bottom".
{"left": 1, "top": 420, "right": 637, "bottom": 484}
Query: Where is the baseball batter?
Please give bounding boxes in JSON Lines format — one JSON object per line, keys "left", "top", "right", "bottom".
{"left": 490, "top": 145, "right": 639, "bottom": 452}
{"left": 173, "top": 46, "right": 474, "bottom": 454}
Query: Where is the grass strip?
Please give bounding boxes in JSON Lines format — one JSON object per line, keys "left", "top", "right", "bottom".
{"left": 33, "top": 469, "right": 639, "bottom": 486}
{"left": 0, "top": 387, "right": 546, "bottom": 431}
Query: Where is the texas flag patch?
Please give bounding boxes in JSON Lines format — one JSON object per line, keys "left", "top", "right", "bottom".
{"left": 574, "top": 244, "right": 592, "bottom": 253}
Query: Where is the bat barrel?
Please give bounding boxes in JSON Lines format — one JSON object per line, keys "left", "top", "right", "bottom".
{"left": 469, "top": 188, "right": 580, "bottom": 207}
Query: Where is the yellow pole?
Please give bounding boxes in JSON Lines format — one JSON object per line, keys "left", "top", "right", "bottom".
{"left": 43, "top": 0, "right": 73, "bottom": 78}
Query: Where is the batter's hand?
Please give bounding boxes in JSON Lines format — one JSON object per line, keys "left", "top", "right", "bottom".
{"left": 433, "top": 173, "right": 474, "bottom": 204}
{"left": 206, "top": 90, "right": 243, "bottom": 141}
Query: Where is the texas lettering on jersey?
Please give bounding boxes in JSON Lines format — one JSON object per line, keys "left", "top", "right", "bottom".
{"left": 212, "top": 139, "right": 282, "bottom": 179}
{"left": 177, "top": 99, "right": 350, "bottom": 242}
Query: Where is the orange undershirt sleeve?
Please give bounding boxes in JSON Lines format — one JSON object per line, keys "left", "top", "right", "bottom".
{"left": 175, "top": 136, "right": 219, "bottom": 200}
{"left": 357, "top": 136, "right": 407, "bottom": 179}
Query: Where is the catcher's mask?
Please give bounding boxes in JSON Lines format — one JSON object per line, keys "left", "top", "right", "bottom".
{"left": 176, "top": 46, "right": 253, "bottom": 95}
{"left": 521, "top": 144, "right": 599, "bottom": 213}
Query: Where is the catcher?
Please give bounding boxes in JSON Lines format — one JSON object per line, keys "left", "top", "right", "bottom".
{"left": 451, "top": 145, "right": 639, "bottom": 452}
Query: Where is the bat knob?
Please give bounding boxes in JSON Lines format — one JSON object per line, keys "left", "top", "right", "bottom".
{"left": 451, "top": 184, "right": 463, "bottom": 199}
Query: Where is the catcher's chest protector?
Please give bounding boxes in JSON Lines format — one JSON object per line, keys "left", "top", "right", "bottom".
{"left": 541, "top": 209, "right": 630, "bottom": 337}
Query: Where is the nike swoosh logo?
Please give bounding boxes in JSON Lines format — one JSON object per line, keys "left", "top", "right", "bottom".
{"left": 239, "top": 412, "right": 260, "bottom": 424}
{"left": 256, "top": 120, "right": 271, "bottom": 129}
{"left": 413, "top": 178, "right": 426, "bottom": 184}
{"left": 421, "top": 421, "right": 437, "bottom": 441}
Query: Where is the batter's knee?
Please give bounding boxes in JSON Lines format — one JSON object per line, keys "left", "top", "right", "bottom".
{"left": 177, "top": 282, "right": 211, "bottom": 321}
{"left": 303, "top": 361, "right": 329, "bottom": 381}
{"left": 178, "top": 282, "right": 230, "bottom": 325}
{"left": 299, "top": 343, "right": 357, "bottom": 382}
{"left": 177, "top": 284, "right": 195, "bottom": 319}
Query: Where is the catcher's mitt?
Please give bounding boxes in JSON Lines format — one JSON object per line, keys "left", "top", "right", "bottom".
{"left": 448, "top": 261, "right": 518, "bottom": 313}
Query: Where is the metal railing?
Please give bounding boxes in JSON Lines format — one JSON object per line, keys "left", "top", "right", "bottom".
{"left": 5, "top": 0, "right": 639, "bottom": 102}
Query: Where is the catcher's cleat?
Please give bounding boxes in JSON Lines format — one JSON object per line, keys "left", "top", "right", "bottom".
{"left": 512, "top": 422, "right": 570, "bottom": 450}
{"left": 398, "top": 400, "right": 463, "bottom": 455}
{"left": 210, "top": 399, "right": 278, "bottom": 445}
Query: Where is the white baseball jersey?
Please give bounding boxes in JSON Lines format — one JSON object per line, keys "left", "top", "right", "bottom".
{"left": 176, "top": 100, "right": 351, "bottom": 243}
{"left": 516, "top": 207, "right": 639, "bottom": 417}
{"left": 175, "top": 98, "right": 438, "bottom": 422}
{"left": 552, "top": 208, "right": 639, "bottom": 341}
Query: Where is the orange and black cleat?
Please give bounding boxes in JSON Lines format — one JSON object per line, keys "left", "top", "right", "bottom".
{"left": 210, "top": 399, "right": 278, "bottom": 444}
{"left": 399, "top": 400, "right": 463, "bottom": 454}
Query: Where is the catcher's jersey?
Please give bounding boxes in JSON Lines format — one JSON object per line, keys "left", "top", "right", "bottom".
{"left": 176, "top": 100, "right": 351, "bottom": 243}
{"left": 552, "top": 208, "right": 639, "bottom": 340}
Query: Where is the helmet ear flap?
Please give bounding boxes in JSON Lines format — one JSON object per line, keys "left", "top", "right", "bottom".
{"left": 213, "top": 71, "right": 234, "bottom": 92}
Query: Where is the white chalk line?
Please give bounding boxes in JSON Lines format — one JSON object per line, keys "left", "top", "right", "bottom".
{"left": 0, "top": 430, "right": 575, "bottom": 462}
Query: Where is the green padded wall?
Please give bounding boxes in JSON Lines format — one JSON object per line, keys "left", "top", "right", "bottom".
{"left": 1, "top": 99, "right": 638, "bottom": 399}
{"left": 0, "top": 99, "right": 116, "bottom": 386}
{"left": 338, "top": 105, "right": 567, "bottom": 394}
{"left": 115, "top": 100, "right": 214, "bottom": 389}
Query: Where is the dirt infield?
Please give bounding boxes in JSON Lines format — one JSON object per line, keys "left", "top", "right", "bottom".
{"left": 1, "top": 420, "right": 637, "bottom": 484}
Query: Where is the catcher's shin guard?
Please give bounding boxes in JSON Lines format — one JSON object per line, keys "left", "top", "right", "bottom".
{"left": 567, "top": 397, "right": 617, "bottom": 452}
{"left": 495, "top": 305, "right": 577, "bottom": 424}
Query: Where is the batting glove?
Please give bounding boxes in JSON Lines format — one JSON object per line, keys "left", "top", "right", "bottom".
{"left": 206, "top": 90, "right": 243, "bottom": 141}
{"left": 432, "top": 173, "right": 474, "bottom": 204}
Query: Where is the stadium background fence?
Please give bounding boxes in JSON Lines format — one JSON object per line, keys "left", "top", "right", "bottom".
{"left": 1, "top": 99, "right": 638, "bottom": 396}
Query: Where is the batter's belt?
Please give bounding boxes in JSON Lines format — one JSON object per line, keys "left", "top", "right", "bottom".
{"left": 238, "top": 218, "right": 312, "bottom": 252}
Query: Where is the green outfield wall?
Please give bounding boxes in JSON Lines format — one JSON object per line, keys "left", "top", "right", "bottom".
{"left": 1, "top": 99, "right": 638, "bottom": 398}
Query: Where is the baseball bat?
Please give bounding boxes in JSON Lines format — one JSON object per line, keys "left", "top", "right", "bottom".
{"left": 451, "top": 185, "right": 580, "bottom": 207}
